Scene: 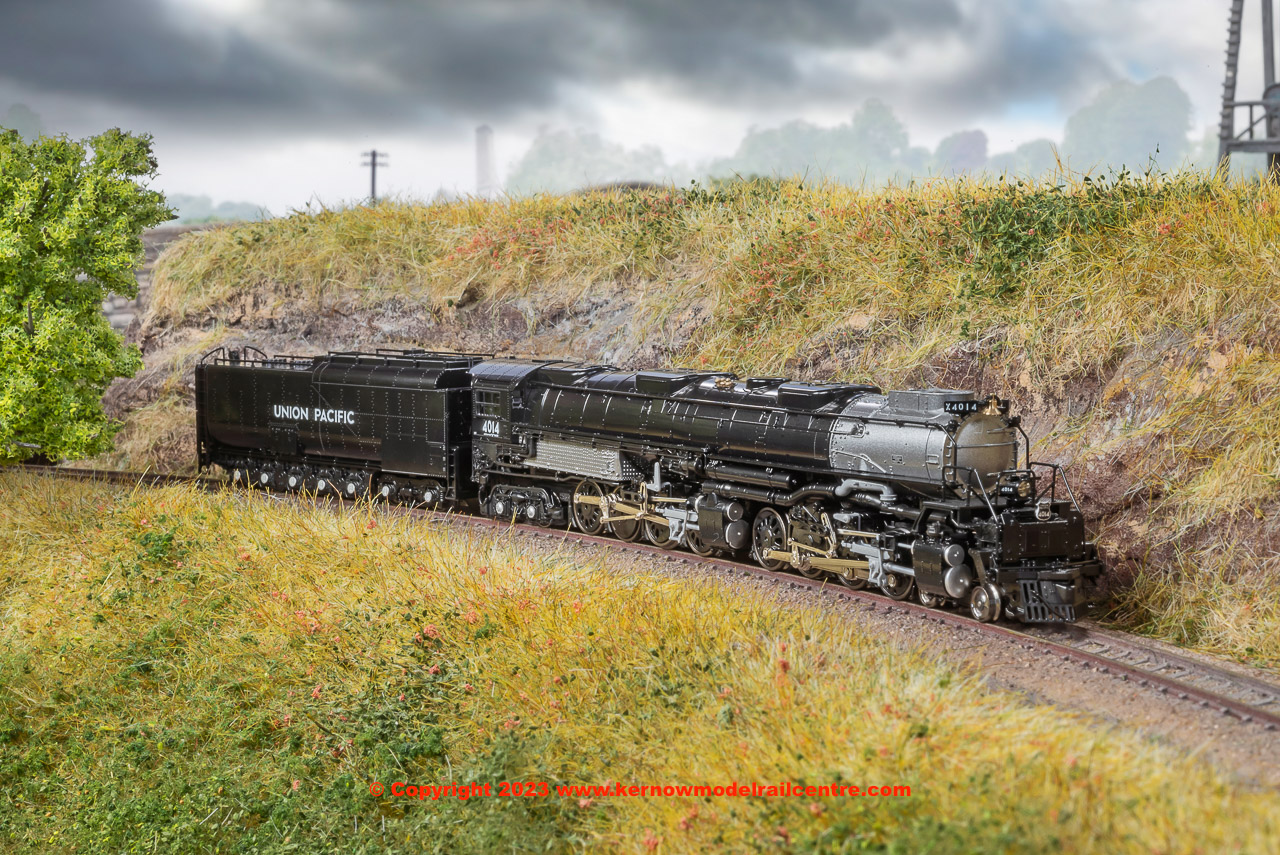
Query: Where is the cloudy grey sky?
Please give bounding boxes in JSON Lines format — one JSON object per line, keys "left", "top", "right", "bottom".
{"left": 0, "top": 0, "right": 1247, "bottom": 212}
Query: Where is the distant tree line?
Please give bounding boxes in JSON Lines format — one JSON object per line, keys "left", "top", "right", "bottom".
{"left": 166, "top": 193, "right": 270, "bottom": 225}
{"left": 506, "top": 76, "right": 1240, "bottom": 194}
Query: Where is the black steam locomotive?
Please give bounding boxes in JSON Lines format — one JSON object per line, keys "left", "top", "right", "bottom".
{"left": 196, "top": 346, "right": 1102, "bottom": 623}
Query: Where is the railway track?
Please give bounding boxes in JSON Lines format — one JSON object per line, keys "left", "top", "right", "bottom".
{"left": 17, "top": 463, "right": 1280, "bottom": 732}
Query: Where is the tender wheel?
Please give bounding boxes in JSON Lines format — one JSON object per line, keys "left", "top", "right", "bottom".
{"left": 750, "top": 507, "right": 789, "bottom": 571}
{"left": 918, "top": 587, "right": 944, "bottom": 608}
{"left": 341, "top": 473, "right": 366, "bottom": 500}
{"left": 881, "top": 572, "right": 915, "bottom": 601}
{"left": 419, "top": 481, "right": 443, "bottom": 509}
{"left": 608, "top": 487, "right": 642, "bottom": 542}
{"left": 572, "top": 480, "right": 607, "bottom": 535}
{"left": 968, "top": 583, "right": 1001, "bottom": 623}
{"left": 684, "top": 528, "right": 716, "bottom": 557}
{"left": 643, "top": 519, "right": 677, "bottom": 549}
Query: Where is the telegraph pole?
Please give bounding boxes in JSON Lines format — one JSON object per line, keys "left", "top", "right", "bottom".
{"left": 361, "top": 149, "right": 389, "bottom": 203}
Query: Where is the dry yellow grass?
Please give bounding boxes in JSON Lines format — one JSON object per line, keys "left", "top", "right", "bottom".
{"left": 140, "top": 176, "right": 1280, "bottom": 669}
{"left": 2, "top": 472, "right": 1278, "bottom": 853}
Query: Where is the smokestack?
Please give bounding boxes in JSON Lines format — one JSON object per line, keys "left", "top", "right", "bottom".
{"left": 476, "top": 124, "right": 496, "bottom": 198}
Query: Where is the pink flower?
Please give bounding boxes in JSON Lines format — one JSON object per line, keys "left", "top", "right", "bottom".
{"left": 424, "top": 624, "right": 440, "bottom": 639}
{"left": 291, "top": 779, "right": 300, "bottom": 791}
{"left": 311, "top": 685, "right": 322, "bottom": 699}
{"left": 428, "top": 664, "right": 440, "bottom": 675}
{"left": 463, "top": 610, "right": 479, "bottom": 625}
{"left": 571, "top": 600, "right": 582, "bottom": 613}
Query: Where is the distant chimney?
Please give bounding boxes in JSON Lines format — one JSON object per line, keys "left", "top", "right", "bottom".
{"left": 476, "top": 125, "right": 496, "bottom": 198}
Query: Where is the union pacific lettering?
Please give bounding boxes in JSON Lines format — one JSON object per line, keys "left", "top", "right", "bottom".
{"left": 272, "top": 404, "right": 356, "bottom": 425}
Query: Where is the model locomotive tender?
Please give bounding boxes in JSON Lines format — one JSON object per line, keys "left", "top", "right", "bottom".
{"left": 196, "top": 346, "right": 1102, "bottom": 623}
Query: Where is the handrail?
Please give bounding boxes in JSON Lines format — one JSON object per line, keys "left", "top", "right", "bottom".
{"left": 1026, "top": 460, "right": 1083, "bottom": 512}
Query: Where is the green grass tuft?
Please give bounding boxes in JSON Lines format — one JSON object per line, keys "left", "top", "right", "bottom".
{"left": 2, "top": 473, "right": 1279, "bottom": 852}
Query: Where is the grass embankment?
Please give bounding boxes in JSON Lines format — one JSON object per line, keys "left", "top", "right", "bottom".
{"left": 141, "top": 176, "right": 1280, "bottom": 668}
{"left": 2, "top": 472, "right": 1277, "bottom": 853}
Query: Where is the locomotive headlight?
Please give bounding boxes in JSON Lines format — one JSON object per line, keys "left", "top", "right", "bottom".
{"left": 1016, "top": 479, "right": 1032, "bottom": 500}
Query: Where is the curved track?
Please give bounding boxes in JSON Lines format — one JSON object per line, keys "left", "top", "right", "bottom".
{"left": 19, "top": 464, "right": 1280, "bottom": 732}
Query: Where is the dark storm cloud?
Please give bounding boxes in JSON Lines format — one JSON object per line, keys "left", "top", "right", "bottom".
{"left": 0, "top": 0, "right": 403, "bottom": 129}
{"left": 0, "top": 0, "right": 1114, "bottom": 134}
{"left": 907, "top": 9, "right": 1118, "bottom": 119}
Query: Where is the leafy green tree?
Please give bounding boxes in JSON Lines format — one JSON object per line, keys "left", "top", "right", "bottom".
{"left": 986, "top": 138, "right": 1061, "bottom": 178}
{"left": 3, "top": 104, "right": 45, "bottom": 142}
{"left": 168, "top": 192, "right": 268, "bottom": 224}
{"left": 710, "top": 99, "right": 923, "bottom": 185}
{"left": 1062, "top": 77, "right": 1192, "bottom": 171}
{"left": 714, "top": 119, "right": 827, "bottom": 180}
{"left": 505, "top": 128, "right": 672, "bottom": 195}
{"left": 0, "top": 128, "right": 173, "bottom": 462}
{"left": 933, "top": 129, "right": 988, "bottom": 175}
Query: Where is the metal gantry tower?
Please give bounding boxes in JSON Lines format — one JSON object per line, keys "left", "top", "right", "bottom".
{"left": 1219, "top": 0, "right": 1280, "bottom": 173}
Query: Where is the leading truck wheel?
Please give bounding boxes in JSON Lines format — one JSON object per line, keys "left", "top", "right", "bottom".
{"left": 968, "top": 583, "right": 1001, "bottom": 623}
{"left": 750, "top": 507, "right": 789, "bottom": 571}
{"left": 917, "top": 587, "right": 944, "bottom": 608}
